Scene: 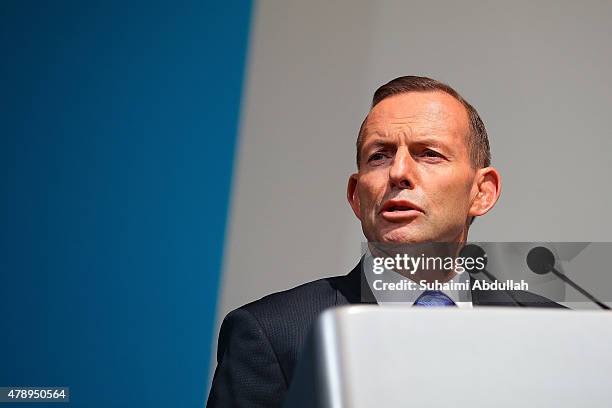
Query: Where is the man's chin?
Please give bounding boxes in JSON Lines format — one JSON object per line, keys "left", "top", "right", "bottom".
{"left": 378, "top": 226, "right": 429, "bottom": 244}
{"left": 374, "top": 223, "right": 465, "bottom": 244}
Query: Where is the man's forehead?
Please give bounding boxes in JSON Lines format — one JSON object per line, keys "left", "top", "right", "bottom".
{"left": 363, "top": 91, "right": 469, "bottom": 136}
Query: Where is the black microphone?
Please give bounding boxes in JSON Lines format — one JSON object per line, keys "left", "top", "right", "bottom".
{"left": 459, "top": 244, "right": 526, "bottom": 307}
{"left": 526, "top": 246, "right": 610, "bottom": 310}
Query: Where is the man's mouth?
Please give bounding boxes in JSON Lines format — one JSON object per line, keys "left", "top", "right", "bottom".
{"left": 380, "top": 199, "right": 424, "bottom": 222}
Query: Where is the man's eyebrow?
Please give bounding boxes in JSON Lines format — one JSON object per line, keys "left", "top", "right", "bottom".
{"left": 362, "top": 135, "right": 449, "bottom": 151}
{"left": 361, "top": 138, "right": 396, "bottom": 151}
{"left": 411, "top": 136, "right": 449, "bottom": 148}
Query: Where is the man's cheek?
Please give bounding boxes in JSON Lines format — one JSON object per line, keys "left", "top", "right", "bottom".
{"left": 358, "top": 189, "right": 375, "bottom": 214}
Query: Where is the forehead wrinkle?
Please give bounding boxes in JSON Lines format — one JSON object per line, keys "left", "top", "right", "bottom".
{"left": 383, "top": 116, "right": 452, "bottom": 140}
{"left": 369, "top": 105, "right": 455, "bottom": 129}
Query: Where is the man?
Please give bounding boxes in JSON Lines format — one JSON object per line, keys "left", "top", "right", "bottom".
{"left": 206, "top": 76, "right": 562, "bottom": 408}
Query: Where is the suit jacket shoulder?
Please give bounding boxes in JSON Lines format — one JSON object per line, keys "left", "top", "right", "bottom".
{"left": 207, "top": 265, "right": 361, "bottom": 408}
{"left": 240, "top": 275, "right": 343, "bottom": 381}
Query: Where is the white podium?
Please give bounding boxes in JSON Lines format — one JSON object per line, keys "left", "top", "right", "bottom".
{"left": 284, "top": 306, "right": 612, "bottom": 407}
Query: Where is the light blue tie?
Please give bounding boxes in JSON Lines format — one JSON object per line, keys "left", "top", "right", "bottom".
{"left": 413, "top": 290, "right": 456, "bottom": 307}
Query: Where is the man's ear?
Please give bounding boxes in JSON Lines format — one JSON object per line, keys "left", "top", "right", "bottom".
{"left": 469, "top": 166, "right": 502, "bottom": 218}
{"left": 347, "top": 173, "right": 362, "bottom": 220}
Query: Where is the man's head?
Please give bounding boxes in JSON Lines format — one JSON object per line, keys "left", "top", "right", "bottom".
{"left": 347, "top": 76, "right": 501, "bottom": 243}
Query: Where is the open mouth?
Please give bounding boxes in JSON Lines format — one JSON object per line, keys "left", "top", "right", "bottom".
{"left": 385, "top": 205, "right": 415, "bottom": 212}
{"left": 380, "top": 200, "right": 423, "bottom": 221}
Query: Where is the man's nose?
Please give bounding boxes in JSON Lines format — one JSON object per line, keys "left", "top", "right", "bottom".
{"left": 389, "top": 147, "right": 414, "bottom": 189}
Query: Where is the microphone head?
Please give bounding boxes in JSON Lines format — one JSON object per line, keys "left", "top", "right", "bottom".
{"left": 459, "top": 244, "right": 487, "bottom": 274}
{"left": 527, "top": 246, "right": 555, "bottom": 275}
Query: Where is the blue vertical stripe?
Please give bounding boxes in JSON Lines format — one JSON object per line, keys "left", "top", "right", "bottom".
{"left": 0, "top": 1, "right": 252, "bottom": 407}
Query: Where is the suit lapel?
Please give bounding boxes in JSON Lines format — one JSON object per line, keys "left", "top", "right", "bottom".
{"left": 332, "top": 258, "right": 376, "bottom": 305}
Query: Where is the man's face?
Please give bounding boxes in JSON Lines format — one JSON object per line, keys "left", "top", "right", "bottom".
{"left": 348, "top": 91, "right": 482, "bottom": 243}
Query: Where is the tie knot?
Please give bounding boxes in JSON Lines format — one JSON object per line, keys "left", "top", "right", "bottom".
{"left": 414, "top": 290, "right": 456, "bottom": 307}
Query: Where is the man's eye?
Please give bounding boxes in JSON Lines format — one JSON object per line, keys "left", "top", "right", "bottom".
{"left": 421, "top": 149, "right": 443, "bottom": 158}
{"left": 368, "top": 152, "right": 387, "bottom": 162}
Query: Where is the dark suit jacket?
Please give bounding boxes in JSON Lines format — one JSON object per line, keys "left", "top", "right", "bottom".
{"left": 206, "top": 260, "right": 564, "bottom": 408}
